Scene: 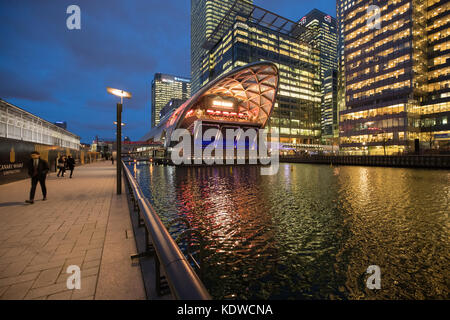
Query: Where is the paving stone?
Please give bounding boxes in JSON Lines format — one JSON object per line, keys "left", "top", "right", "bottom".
{"left": 82, "top": 259, "right": 101, "bottom": 270}
{"left": 0, "top": 162, "right": 145, "bottom": 300}
{"left": 25, "top": 282, "right": 69, "bottom": 300}
{"left": 0, "top": 285, "right": 8, "bottom": 297}
{"left": 0, "top": 272, "right": 40, "bottom": 288}
{"left": 22, "top": 259, "right": 65, "bottom": 274}
{"left": 1, "top": 280, "right": 34, "bottom": 300}
{"left": 84, "top": 248, "right": 103, "bottom": 262}
{"left": 47, "top": 290, "right": 72, "bottom": 300}
{"left": 32, "top": 267, "right": 62, "bottom": 288}
{"left": 71, "top": 276, "right": 97, "bottom": 300}
{"left": 0, "top": 258, "right": 33, "bottom": 278}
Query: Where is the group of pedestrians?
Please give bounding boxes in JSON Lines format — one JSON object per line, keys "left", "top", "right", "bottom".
{"left": 25, "top": 152, "right": 76, "bottom": 204}
{"left": 57, "top": 155, "right": 76, "bottom": 178}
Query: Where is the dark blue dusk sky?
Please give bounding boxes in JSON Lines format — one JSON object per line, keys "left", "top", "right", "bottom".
{"left": 0, "top": 0, "right": 336, "bottom": 143}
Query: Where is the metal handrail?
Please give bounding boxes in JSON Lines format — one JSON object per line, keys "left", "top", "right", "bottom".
{"left": 122, "top": 161, "right": 211, "bottom": 300}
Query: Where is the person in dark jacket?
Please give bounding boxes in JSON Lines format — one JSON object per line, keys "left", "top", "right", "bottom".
{"left": 67, "top": 155, "right": 76, "bottom": 178}
{"left": 57, "top": 155, "right": 66, "bottom": 177}
{"left": 26, "top": 151, "right": 49, "bottom": 204}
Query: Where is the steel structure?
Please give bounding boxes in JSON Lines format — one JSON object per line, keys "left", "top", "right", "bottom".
{"left": 142, "top": 61, "right": 279, "bottom": 147}
{"left": 202, "top": 1, "right": 311, "bottom": 50}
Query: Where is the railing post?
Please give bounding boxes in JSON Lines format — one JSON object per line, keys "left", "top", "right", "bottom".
{"left": 155, "top": 255, "right": 161, "bottom": 295}
{"left": 122, "top": 161, "right": 211, "bottom": 300}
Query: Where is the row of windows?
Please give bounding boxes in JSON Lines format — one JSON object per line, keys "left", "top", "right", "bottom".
{"left": 348, "top": 80, "right": 411, "bottom": 100}
{"left": 0, "top": 105, "right": 80, "bottom": 150}
{"left": 348, "top": 68, "right": 406, "bottom": 91}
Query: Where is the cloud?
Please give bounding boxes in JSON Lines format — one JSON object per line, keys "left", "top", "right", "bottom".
{"left": 0, "top": 68, "right": 54, "bottom": 102}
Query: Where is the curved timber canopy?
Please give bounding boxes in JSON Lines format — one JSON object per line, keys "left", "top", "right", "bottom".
{"left": 142, "top": 61, "right": 279, "bottom": 146}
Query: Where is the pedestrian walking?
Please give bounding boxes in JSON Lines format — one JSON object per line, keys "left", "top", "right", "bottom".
{"left": 57, "top": 155, "right": 66, "bottom": 177}
{"left": 111, "top": 154, "right": 114, "bottom": 165}
{"left": 67, "top": 155, "right": 76, "bottom": 178}
{"left": 26, "top": 151, "right": 49, "bottom": 204}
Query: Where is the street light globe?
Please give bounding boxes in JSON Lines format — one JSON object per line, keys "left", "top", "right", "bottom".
{"left": 106, "top": 87, "right": 132, "bottom": 99}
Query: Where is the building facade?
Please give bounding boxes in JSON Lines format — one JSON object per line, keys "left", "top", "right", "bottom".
{"left": 339, "top": 0, "right": 449, "bottom": 155}
{"left": 0, "top": 99, "right": 82, "bottom": 184}
{"left": 151, "top": 73, "right": 191, "bottom": 128}
{"left": 299, "top": 9, "right": 338, "bottom": 82}
{"left": 159, "top": 98, "right": 188, "bottom": 120}
{"left": 199, "top": 3, "right": 322, "bottom": 147}
{"left": 142, "top": 62, "right": 279, "bottom": 160}
{"left": 191, "top": 0, "right": 251, "bottom": 94}
{"left": 322, "top": 69, "right": 339, "bottom": 139}
{"left": 421, "top": 0, "right": 450, "bottom": 150}
{"left": 336, "top": 0, "right": 351, "bottom": 146}
{"left": 0, "top": 100, "right": 80, "bottom": 150}
{"left": 299, "top": 9, "right": 339, "bottom": 143}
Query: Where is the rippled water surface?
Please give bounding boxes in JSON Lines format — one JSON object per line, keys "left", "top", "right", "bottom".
{"left": 130, "top": 163, "right": 449, "bottom": 299}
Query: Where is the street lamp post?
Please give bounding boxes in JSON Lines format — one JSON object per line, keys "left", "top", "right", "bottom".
{"left": 107, "top": 87, "right": 132, "bottom": 195}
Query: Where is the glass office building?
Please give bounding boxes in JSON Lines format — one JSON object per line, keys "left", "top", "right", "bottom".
{"left": 421, "top": 0, "right": 450, "bottom": 150}
{"left": 300, "top": 9, "right": 339, "bottom": 142}
{"left": 299, "top": 9, "right": 338, "bottom": 82}
{"left": 339, "top": 0, "right": 449, "bottom": 155}
{"left": 337, "top": 0, "right": 351, "bottom": 144}
{"left": 191, "top": 0, "right": 252, "bottom": 94}
{"left": 199, "top": 3, "right": 322, "bottom": 147}
{"left": 322, "top": 69, "right": 339, "bottom": 138}
{"left": 151, "top": 73, "right": 191, "bottom": 128}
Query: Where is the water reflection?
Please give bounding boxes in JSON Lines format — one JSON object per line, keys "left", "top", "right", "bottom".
{"left": 131, "top": 163, "right": 449, "bottom": 299}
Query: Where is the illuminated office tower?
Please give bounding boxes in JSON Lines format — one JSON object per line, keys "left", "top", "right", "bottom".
{"left": 151, "top": 73, "right": 191, "bottom": 128}
{"left": 336, "top": 0, "right": 351, "bottom": 141}
{"left": 421, "top": 0, "right": 450, "bottom": 150}
{"left": 322, "top": 69, "right": 338, "bottom": 139}
{"left": 339, "top": 0, "right": 449, "bottom": 155}
{"left": 200, "top": 3, "right": 322, "bottom": 146}
{"left": 299, "top": 9, "right": 338, "bottom": 143}
{"left": 299, "top": 9, "right": 338, "bottom": 81}
{"left": 191, "top": 0, "right": 253, "bottom": 94}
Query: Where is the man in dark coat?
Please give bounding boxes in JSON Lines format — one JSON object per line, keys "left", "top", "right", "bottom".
{"left": 26, "top": 151, "right": 49, "bottom": 204}
{"left": 67, "top": 155, "right": 76, "bottom": 178}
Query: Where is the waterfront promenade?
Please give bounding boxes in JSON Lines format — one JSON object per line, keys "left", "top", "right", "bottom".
{"left": 0, "top": 161, "right": 146, "bottom": 300}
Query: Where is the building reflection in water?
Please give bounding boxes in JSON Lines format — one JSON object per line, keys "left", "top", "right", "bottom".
{"left": 131, "top": 163, "right": 449, "bottom": 299}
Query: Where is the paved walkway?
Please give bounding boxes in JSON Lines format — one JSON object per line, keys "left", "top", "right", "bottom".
{"left": 0, "top": 161, "right": 146, "bottom": 300}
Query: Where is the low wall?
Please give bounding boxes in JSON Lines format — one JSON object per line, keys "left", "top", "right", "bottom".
{"left": 280, "top": 155, "right": 450, "bottom": 169}
{"left": 0, "top": 137, "right": 97, "bottom": 184}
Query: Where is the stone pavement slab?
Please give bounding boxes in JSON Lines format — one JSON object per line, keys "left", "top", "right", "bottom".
{"left": 0, "top": 161, "right": 146, "bottom": 300}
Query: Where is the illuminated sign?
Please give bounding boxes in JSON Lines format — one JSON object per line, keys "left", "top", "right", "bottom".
{"left": 299, "top": 17, "right": 306, "bottom": 25}
{"left": 174, "top": 77, "right": 190, "bottom": 83}
{"left": 161, "top": 76, "right": 190, "bottom": 83}
{"left": 324, "top": 15, "right": 332, "bottom": 23}
{"left": 212, "top": 100, "right": 233, "bottom": 108}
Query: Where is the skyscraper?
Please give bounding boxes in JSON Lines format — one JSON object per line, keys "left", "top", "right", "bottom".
{"left": 322, "top": 69, "right": 338, "bottom": 139}
{"left": 151, "top": 73, "right": 191, "bottom": 128}
{"left": 200, "top": 3, "right": 322, "bottom": 147}
{"left": 422, "top": 0, "right": 450, "bottom": 150}
{"left": 336, "top": 0, "right": 350, "bottom": 141}
{"left": 338, "top": 0, "right": 449, "bottom": 155}
{"left": 299, "top": 9, "right": 338, "bottom": 143}
{"left": 190, "top": 0, "right": 253, "bottom": 94}
{"left": 299, "top": 9, "right": 338, "bottom": 81}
